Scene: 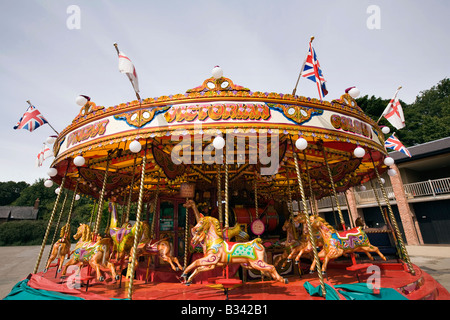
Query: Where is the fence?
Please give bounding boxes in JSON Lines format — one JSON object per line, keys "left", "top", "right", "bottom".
{"left": 316, "top": 177, "right": 450, "bottom": 209}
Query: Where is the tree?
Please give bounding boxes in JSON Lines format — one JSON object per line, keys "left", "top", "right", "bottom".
{"left": 357, "top": 78, "right": 450, "bottom": 147}
{"left": 399, "top": 78, "right": 450, "bottom": 146}
{"left": 0, "top": 181, "right": 30, "bottom": 205}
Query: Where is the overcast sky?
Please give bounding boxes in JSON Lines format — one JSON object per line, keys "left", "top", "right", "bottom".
{"left": 1, "top": 0, "right": 449, "bottom": 184}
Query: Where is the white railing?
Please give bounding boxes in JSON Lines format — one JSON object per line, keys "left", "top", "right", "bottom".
{"left": 404, "top": 177, "right": 450, "bottom": 198}
{"left": 317, "top": 193, "right": 347, "bottom": 209}
{"left": 316, "top": 177, "right": 450, "bottom": 210}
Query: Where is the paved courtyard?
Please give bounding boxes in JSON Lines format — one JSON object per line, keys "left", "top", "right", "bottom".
{"left": 0, "top": 245, "right": 449, "bottom": 299}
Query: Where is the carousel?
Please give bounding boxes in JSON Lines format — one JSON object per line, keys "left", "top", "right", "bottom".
{"left": 9, "top": 65, "right": 450, "bottom": 301}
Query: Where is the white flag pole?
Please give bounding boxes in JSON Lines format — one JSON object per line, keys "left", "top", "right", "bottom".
{"left": 113, "top": 43, "right": 141, "bottom": 102}
{"left": 26, "top": 100, "right": 59, "bottom": 135}
{"left": 292, "top": 36, "right": 314, "bottom": 96}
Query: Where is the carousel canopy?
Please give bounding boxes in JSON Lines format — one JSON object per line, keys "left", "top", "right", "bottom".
{"left": 49, "top": 70, "right": 388, "bottom": 203}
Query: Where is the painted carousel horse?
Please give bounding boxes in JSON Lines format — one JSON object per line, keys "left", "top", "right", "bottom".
{"left": 273, "top": 218, "right": 301, "bottom": 268}
{"left": 223, "top": 222, "right": 249, "bottom": 242}
{"left": 283, "top": 214, "right": 324, "bottom": 267}
{"left": 44, "top": 223, "right": 71, "bottom": 273}
{"left": 308, "top": 216, "right": 386, "bottom": 274}
{"left": 107, "top": 202, "right": 183, "bottom": 272}
{"left": 180, "top": 200, "right": 288, "bottom": 285}
{"left": 60, "top": 223, "right": 119, "bottom": 282}
{"left": 130, "top": 236, "right": 184, "bottom": 272}
{"left": 108, "top": 202, "right": 148, "bottom": 263}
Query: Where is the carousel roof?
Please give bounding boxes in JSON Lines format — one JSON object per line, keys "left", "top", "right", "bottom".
{"left": 50, "top": 71, "right": 389, "bottom": 203}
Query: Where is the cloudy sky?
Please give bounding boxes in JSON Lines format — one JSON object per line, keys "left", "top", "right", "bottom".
{"left": 1, "top": 0, "right": 449, "bottom": 184}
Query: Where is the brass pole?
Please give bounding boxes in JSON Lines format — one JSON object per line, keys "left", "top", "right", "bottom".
{"left": 125, "top": 153, "right": 139, "bottom": 224}
{"left": 127, "top": 152, "right": 147, "bottom": 300}
{"left": 93, "top": 158, "right": 111, "bottom": 236}
{"left": 302, "top": 150, "right": 319, "bottom": 216}
{"left": 370, "top": 154, "right": 415, "bottom": 275}
{"left": 183, "top": 195, "right": 189, "bottom": 270}
{"left": 45, "top": 190, "right": 69, "bottom": 268}
{"left": 150, "top": 172, "right": 161, "bottom": 238}
{"left": 33, "top": 165, "right": 69, "bottom": 274}
{"left": 292, "top": 145, "right": 326, "bottom": 298}
{"left": 254, "top": 175, "right": 259, "bottom": 220}
{"left": 88, "top": 200, "right": 97, "bottom": 229}
{"left": 320, "top": 142, "right": 346, "bottom": 230}
{"left": 224, "top": 162, "right": 229, "bottom": 229}
{"left": 65, "top": 181, "right": 79, "bottom": 225}
{"left": 217, "top": 165, "right": 223, "bottom": 226}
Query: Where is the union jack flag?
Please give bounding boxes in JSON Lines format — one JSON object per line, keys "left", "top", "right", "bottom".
{"left": 14, "top": 104, "right": 48, "bottom": 132}
{"left": 385, "top": 133, "right": 411, "bottom": 157}
{"left": 301, "top": 41, "right": 328, "bottom": 100}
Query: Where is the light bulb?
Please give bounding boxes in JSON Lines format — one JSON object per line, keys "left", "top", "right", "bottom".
{"left": 129, "top": 140, "right": 142, "bottom": 153}
{"left": 354, "top": 146, "right": 365, "bottom": 158}
{"left": 295, "top": 138, "right": 308, "bottom": 150}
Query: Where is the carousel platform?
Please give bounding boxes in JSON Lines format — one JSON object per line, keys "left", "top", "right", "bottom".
{"left": 4, "top": 259, "right": 449, "bottom": 301}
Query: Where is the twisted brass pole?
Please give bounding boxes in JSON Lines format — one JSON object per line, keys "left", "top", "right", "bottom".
{"left": 150, "top": 172, "right": 161, "bottom": 239}
{"left": 93, "top": 158, "right": 110, "bottom": 236}
{"left": 292, "top": 149, "right": 326, "bottom": 298}
{"left": 320, "top": 143, "right": 346, "bottom": 229}
{"left": 224, "top": 162, "right": 229, "bottom": 229}
{"left": 183, "top": 195, "right": 189, "bottom": 270}
{"left": 125, "top": 153, "right": 138, "bottom": 224}
{"left": 302, "top": 150, "right": 319, "bottom": 216}
{"left": 254, "top": 175, "right": 259, "bottom": 220}
{"left": 371, "top": 155, "right": 415, "bottom": 275}
{"left": 45, "top": 190, "right": 69, "bottom": 268}
{"left": 217, "top": 165, "right": 223, "bottom": 225}
{"left": 127, "top": 153, "right": 147, "bottom": 300}
{"left": 33, "top": 166, "right": 68, "bottom": 274}
{"left": 65, "top": 181, "right": 79, "bottom": 225}
{"left": 88, "top": 200, "right": 97, "bottom": 229}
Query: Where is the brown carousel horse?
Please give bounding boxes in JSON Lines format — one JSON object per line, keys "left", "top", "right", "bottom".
{"left": 44, "top": 224, "right": 72, "bottom": 273}
{"left": 180, "top": 200, "right": 288, "bottom": 285}
{"left": 286, "top": 214, "right": 324, "bottom": 267}
{"left": 223, "top": 222, "right": 250, "bottom": 242}
{"left": 108, "top": 202, "right": 182, "bottom": 272}
{"left": 308, "top": 215, "right": 386, "bottom": 274}
{"left": 60, "top": 223, "right": 119, "bottom": 282}
{"left": 131, "top": 236, "right": 184, "bottom": 272}
{"left": 273, "top": 217, "right": 301, "bottom": 268}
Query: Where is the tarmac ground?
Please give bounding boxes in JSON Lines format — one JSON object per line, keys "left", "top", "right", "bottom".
{"left": 0, "top": 244, "right": 449, "bottom": 299}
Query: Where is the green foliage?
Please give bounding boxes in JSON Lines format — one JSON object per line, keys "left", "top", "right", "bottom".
{"left": 357, "top": 77, "right": 450, "bottom": 147}
{"left": 0, "top": 181, "right": 30, "bottom": 205}
{"left": 0, "top": 220, "right": 54, "bottom": 246}
{"left": 399, "top": 78, "right": 450, "bottom": 146}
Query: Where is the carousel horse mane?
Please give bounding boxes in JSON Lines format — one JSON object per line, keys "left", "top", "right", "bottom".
{"left": 60, "top": 224, "right": 70, "bottom": 238}
{"left": 79, "top": 223, "right": 92, "bottom": 242}
{"left": 313, "top": 216, "right": 336, "bottom": 233}
{"left": 200, "top": 216, "right": 223, "bottom": 239}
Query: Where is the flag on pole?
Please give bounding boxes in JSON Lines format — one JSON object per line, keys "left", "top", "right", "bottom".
{"left": 385, "top": 133, "right": 411, "bottom": 157}
{"left": 36, "top": 144, "right": 54, "bottom": 167}
{"left": 14, "top": 104, "right": 48, "bottom": 132}
{"left": 381, "top": 88, "right": 405, "bottom": 129}
{"left": 117, "top": 50, "right": 140, "bottom": 97}
{"left": 301, "top": 40, "right": 328, "bottom": 100}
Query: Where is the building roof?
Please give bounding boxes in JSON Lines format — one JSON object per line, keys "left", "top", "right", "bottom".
{"left": 0, "top": 206, "right": 38, "bottom": 220}
{"left": 389, "top": 136, "right": 450, "bottom": 163}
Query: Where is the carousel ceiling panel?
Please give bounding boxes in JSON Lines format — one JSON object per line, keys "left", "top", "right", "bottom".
{"left": 49, "top": 74, "right": 389, "bottom": 200}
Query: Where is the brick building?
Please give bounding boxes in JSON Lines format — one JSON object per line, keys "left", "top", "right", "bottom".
{"left": 317, "top": 137, "right": 450, "bottom": 245}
